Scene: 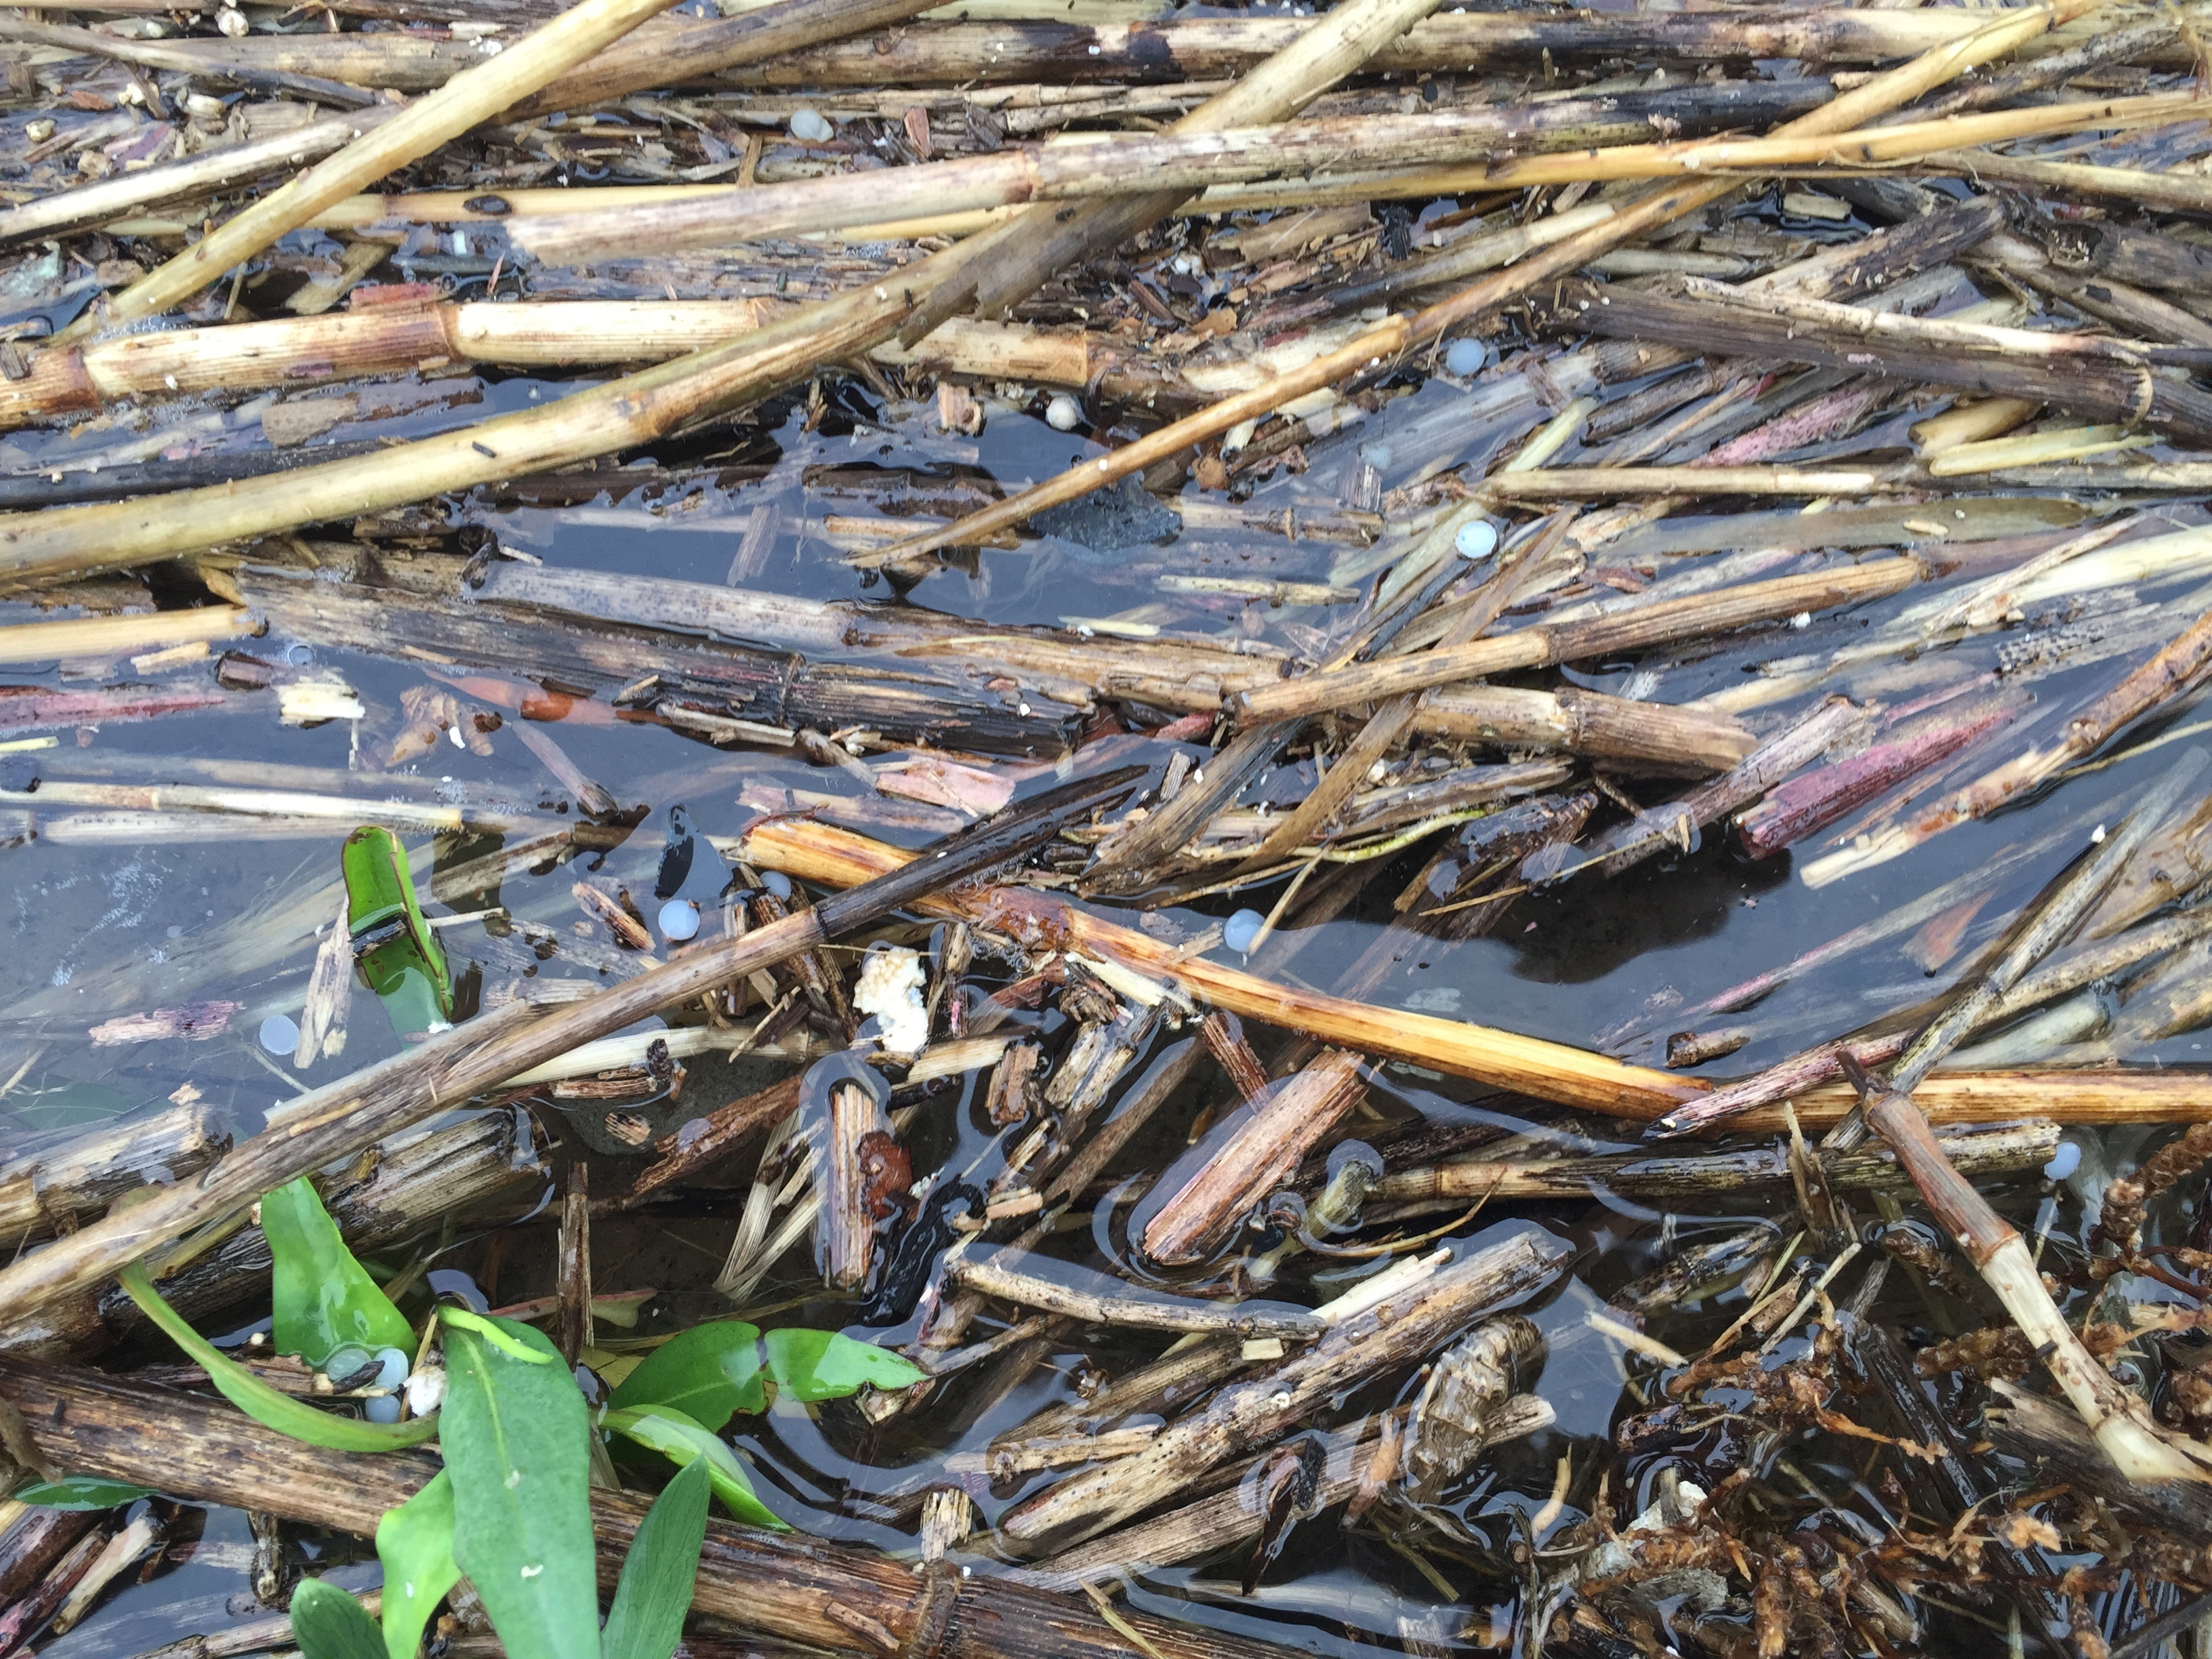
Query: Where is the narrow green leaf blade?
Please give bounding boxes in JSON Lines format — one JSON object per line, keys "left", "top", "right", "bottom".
{"left": 441, "top": 1315, "right": 598, "bottom": 1659}
{"left": 761, "top": 1329, "right": 927, "bottom": 1402}
{"left": 602, "top": 1457, "right": 710, "bottom": 1659}
{"left": 291, "top": 1580, "right": 387, "bottom": 1659}
{"left": 602, "top": 1406, "right": 787, "bottom": 1532}
{"left": 14, "top": 1476, "right": 153, "bottom": 1510}
{"left": 119, "top": 1264, "right": 438, "bottom": 1453}
{"left": 377, "top": 1472, "right": 462, "bottom": 1659}
{"left": 607, "top": 1321, "right": 763, "bottom": 1431}
{"left": 264, "top": 1176, "right": 413, "bottom": 1367}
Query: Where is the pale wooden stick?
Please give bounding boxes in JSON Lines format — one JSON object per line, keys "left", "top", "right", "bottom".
{"left": 0, "top": 608, "right": 255, "bottom": 666}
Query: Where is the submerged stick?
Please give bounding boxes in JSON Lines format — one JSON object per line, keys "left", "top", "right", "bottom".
{"left": 0, "top": 768, "right": 1143, "bottom": 1336}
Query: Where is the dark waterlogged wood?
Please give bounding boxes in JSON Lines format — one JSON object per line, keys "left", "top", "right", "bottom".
{"left": 0, "top": 1361, "right": 1311, "bottom": 1659}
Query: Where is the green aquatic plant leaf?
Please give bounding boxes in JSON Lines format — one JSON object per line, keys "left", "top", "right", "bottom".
{"left": 440, "top": 1313, "right": 598, "bottom": 1659}
{"left": 377, "top": 1471, "right": 462, "bottom": 1659}
{"left": 602, "top": 1456, "right": 711, "bottom": 1659}
{"left": 602, "top": 1405, "right": 785, "bottom": 1531}
{"left": 438, "top": 1304, "right": 556, "bottom": 1362}
{"left": 119, "top": 1263, "right": 438, "bottom": 1453}
{"left": 607, "top": 1319, "right": 764, "bottom": 1431}
{"left": 762, "top": 1328, "right": 928, "bottom": 1402}
{"left": 264, "top": 1175, "right": 413, "bottom": 1367}
{"left": 14, "top": 1476, "right": 154, "bottom": 1509}
{"left": 290, "top": 1580, "right": 388, "bottom": 1659}
{"left": 342, "top": 826, "right": 452, "bottom": 1036}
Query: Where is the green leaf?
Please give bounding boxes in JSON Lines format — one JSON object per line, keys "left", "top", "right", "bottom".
{"left": 440, "top": 1314, "right": 598, "bottom": 1659}
{"left": 602, "top": 1456, "right": 710, "bottom": 1659}
{"left": 377, "top": 1473, "right": 462, "bottom": 1659}
{"left": 14, "top": 1476, "right": 153, "bottom": 1510}
{"left": 290, "top": 1580, "right": 387, "bottom": 1659}
{"left": 264, "top": 1176, "right": 414, "bottom": 1368}
{"left": 762, "top": 1328, "right": 928, "bottom": 1402}
{"left": 343, "top": 826, "right": 452, "bottom": 1034}
{"left": 438, "top": 1305, "right": 557, "bottom": 1363}
{"left": 608, "top": 1321, "right": 763, "bottom": 1431}
{"left": 602, "top": 1406, "right": 786, "bottom": 1532}
{"left": 118, "top": 1263, "right": 438, "bottom": 1454}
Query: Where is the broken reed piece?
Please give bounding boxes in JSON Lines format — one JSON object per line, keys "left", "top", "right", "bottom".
{"left": 1562, "top": 695, "right": 1868, "bottom": 882}
{"left": 1414, "top": 685, "right": 1756, "bottom": 775}
{"left": 610, "top": 1073, "right": 804, "bottom": 1212}
{"left": 3, "top": 6, "right": 2150, "bottom": 97}
{"left": 861, "top": 0, "right": 2100, "bottom": 563}
{"left": 947, "top": 1256, "right": 1323, "bottom": 1339}
{"left": 996, "top": 1225, "right": 1568, "bottom": 1550}
{"left": 1370, "top": 1119, "right": 2055, "bottom": 1206}
{"left": 60, "top": 0, "right": 691, "bottom": 343}
{"left": 1559, "top": 274, "right": 2212, "bottom": 443}
{"left": 1141, "top": 1048, "right": 1366, "bottom": 1267}
{"left": 0, "top": 607, "right": 258, "bottom": 666}
{"left": 0, "top": 105, "right": 401, "bottom": 253}
{"left": 0, "top": 766, "right": 1144, "bottom": 1336}
{"left": 1235, "top": 559, "right": 1921, "bottom": 725}
{"left": 1478, "top": 465, "right": 1908, "bottom": 499}
{"left": 556, "top": 1169, "right": 593, "bottom": 1368}
{"left": 0, "top": 1361, "right": 1303, "bottom": 1659}
{"left": 0, "top": 302, "right": 1151, "bottom": 434}
{"left": 0, "top": 1101, "right": 226, "bottom": 1250}
{"left": 1012, "top": 1397, "right": 1553, "bottom": 1591}
{"left": 822, "top": 1079, "right": 895, "bottom": 1292}
{"left": 1733, "top": 694, "right": 2024, "bottom": 860}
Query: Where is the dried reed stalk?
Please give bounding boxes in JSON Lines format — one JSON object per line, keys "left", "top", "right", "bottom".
{"left": 862, "top": 0, "right": 2104, "bottom": 561}
{"left": 60, "top": 0, "right": 688, "bottom": 342}
{"left": 505, "top": 91, "right": 2187, "bottom": 265}
{"left": 0, "top": 245, "right": 966, "bottom": 584}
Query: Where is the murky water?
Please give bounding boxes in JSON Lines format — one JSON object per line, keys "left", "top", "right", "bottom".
{"left": 8, "top": 362, "right": 2210, "bottom": 1658}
